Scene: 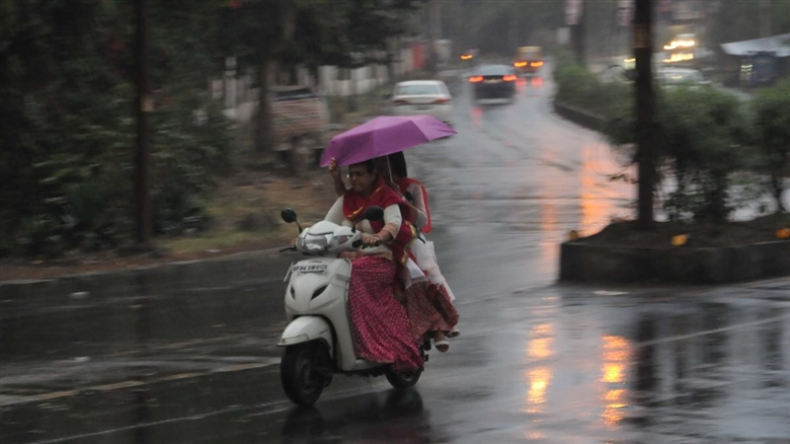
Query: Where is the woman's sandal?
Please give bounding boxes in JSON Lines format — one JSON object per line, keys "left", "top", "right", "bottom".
{"left": 447, "top": 329, "right": 460, "bottom": 339}
{"left": 434, "top": 338, "right": 449, "bottom": 352}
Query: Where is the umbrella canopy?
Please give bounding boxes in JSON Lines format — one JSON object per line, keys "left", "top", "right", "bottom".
{"left": 319, "top": 115, "right": 456, "bottom": 167}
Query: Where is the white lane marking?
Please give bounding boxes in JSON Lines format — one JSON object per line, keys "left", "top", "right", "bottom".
{"left": 1, "top": 362, "right": 279, "bottom": 408}
{"left": 636, "top": 314, "right": 790, "bottom": 347}
{"left": 25, "top": 399, "right": 292, "bottom": 444}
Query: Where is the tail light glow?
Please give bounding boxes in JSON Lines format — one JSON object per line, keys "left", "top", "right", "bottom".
{"left": 503, "top": 75, "right": 517, "bottom": 82}
{"left": 461, "top": 54, "right": 473, "bottom": 60}
{"left": 531, "top": 61, "right": 544, "bottom": 67}
{"left": 469, "top": 76, "right": 483, "bottom": 83}
{"left": 514, "top": 61, "right": 527, "bottom": 68}
{"left": 434, "top": 98, "right": 451, "bottom": 104}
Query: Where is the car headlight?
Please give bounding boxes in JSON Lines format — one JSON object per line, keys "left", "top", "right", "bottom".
{"left": 303, "top": 233, "right": 331, "bottom": 252}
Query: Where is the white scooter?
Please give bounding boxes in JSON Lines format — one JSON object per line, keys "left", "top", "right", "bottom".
{"left": 278, "top": 207, "right": 428, "bottom": 406}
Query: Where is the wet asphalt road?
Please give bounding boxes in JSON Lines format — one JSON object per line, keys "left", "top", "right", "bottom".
{"left": 1, "top": 69, "right": 789, "bottom": 444}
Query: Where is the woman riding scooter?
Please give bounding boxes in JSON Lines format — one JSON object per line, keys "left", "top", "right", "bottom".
{"left": 323, "top": 159, "right": 422, "bottom": 373}
{"left": 329, "top": 154, "right": 459, "bottom": 352}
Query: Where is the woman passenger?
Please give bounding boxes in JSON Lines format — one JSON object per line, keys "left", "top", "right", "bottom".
{"left": 385, "top": 152, "right": 459, "bottom": 351}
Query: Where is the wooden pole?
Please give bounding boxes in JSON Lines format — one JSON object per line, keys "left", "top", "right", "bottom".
{"left": 633, "top": 0, "right": 655, "bottom": 228}
{"left": 135, "top": 0, "right": 152, "bottom": 245}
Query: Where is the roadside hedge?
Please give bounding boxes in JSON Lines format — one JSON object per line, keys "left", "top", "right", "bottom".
{"left": 553, "top": 53, "right": 789, "bottom": 222}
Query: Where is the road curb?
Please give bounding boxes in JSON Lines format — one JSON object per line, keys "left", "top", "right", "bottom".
{"left": 553, "top": 99, "right": 790, "bottom": 284}
{"left": 559, "top": 239, "right": 790, "bottom": 284}
{"left": 553, "top": 101, "right": 604, "bottom": 132}
{"left": 0, "top": 249, "right": 291, "bottom": 304}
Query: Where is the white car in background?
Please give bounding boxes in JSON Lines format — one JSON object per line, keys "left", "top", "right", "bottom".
{"left": 388, "top": 80, "right": 453, "bottom": 125}
{"left": 656, "top": 68, "right": 710, "bottom": 88}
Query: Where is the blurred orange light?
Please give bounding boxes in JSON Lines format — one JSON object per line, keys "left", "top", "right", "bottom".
{"left": 514, "top": 61, "right": 527, "bottom": 68}
{"left": 531, "top": 61, "right": 544, "bottom": 67}
{"left": 461, "top": 54, "right": 473, "bottom": 60}
{"left": 524, "top": 367, "right": 552, "bottom": 413}
{"left": 469, "top": 76, "right": 483, "bottom": 83}
{"left": 504, "top": 75, "right": 517, "bottom": 81}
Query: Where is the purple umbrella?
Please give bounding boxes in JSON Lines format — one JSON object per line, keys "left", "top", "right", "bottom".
{"left": 319, "top": 115, "right": 456, "bottom": 167}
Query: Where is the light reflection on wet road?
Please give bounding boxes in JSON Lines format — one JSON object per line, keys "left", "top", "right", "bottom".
{"left": 3, "top": 284, "right": 788, "bottom": 443}
{"left": 1, "top": 68, "right": 788, "bottom": 443}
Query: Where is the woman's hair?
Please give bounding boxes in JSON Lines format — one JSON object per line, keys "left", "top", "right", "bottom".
{"left": 387, "top": 152, "right": 408, "bottom": 178}
{"left": 352, "top": 159, "right": 377, "bottom": 173}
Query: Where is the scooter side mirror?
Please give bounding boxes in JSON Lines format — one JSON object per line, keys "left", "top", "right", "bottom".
{"left": 351, "top": 206, "right": 384, "bottom": 233}
{"left": 281, "top": 208, "right": 304, "bottom": 233}
{"left": 281, "top": 208, "right": 298, "bottom": 223}
{"left": 362, "top": 206, "right": 384, "bottom": 222}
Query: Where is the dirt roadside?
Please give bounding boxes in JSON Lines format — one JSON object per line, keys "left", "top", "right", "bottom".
{"left": 0, "top": 164, "right": 339, "bottom": 282}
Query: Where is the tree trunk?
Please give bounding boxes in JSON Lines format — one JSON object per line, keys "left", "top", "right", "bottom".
{"left": 346, "top": 68, "right": 357, "bottom": 113}
{"left": 134, "top": 0, "right": 152, "bottom": 246}
{"left": 633, "top": 0, "right": 656, "bottom": 229}
{"left": 253, "top": 0, "right": 296, "bottom": 154}
{"left": 254, "top": 58, "right": 278, "bottom": 153}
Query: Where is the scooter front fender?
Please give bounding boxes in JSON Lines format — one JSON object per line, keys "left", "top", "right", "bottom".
{"left": 278, "top": 316, "right": 333, "bottom": 354}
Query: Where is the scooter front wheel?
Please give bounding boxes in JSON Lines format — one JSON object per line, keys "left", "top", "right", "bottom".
{"left": 385, "top": 367, "right": 422, "bottom": 389}
{"left": 281, "top": 342, "right": 329, "bottom": 406}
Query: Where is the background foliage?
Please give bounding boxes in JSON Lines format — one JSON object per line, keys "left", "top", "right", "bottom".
{"left": 0, "top": 0, "right": 430, "bottom": 258}
{"left": 553, "top": 51, "right": 788, "bottom": 223}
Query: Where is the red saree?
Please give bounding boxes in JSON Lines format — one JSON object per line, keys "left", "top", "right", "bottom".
{"left": 342, "top": 175, "right": 417, "bottom": 264}
{"left": 342, "top": 175, "right": 422, "bottom": 371}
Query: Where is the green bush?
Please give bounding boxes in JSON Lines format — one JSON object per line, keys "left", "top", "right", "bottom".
{"left": 603, "top": 84, "right": 750, "bottom": 223}
{"left": 657, "top": 86, "right": 748, "bottom": 222}
{"left": 750, "top": 78, "right": 790, "bottom": 213}
{"left": 553, "top": 48, "right": 631, "bottom": 118}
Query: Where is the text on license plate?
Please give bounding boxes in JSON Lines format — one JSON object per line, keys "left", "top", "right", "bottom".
{"left": 293, "top": 263, "right": 328, "bottom": 273}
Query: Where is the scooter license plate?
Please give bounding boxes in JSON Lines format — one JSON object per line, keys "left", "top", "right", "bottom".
{"left": 292, "top": 263, "right": 328, "bottom": 273}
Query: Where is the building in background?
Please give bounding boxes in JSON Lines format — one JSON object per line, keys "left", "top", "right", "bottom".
{"left": 720, "top": 33, "right": 790, "bottom": 87}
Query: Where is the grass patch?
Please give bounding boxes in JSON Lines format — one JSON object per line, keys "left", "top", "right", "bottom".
{"left": 155, "top": 150, "right": 338, "bottom": 256}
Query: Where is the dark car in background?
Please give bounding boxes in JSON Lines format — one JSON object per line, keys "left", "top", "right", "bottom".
{"left": 469, "top": 64, "right": 517, "bottom": 101}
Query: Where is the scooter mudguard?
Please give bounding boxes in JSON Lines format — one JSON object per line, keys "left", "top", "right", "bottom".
{"left": 278, "top": 316, "right": 333, "bottom": 353}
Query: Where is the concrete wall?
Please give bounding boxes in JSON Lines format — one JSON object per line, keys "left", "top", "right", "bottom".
{"left": 219, "top": 45, "right": 419, "bottom": 123}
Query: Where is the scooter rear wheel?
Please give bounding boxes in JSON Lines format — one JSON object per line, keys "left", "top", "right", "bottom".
{"left": 385, "top": 367, "right": 422, "bottom": 389}
{"left": 281, "top": 342, "right": 328, "bottom": 406}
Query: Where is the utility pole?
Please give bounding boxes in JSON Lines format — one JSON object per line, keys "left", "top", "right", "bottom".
{"left": 633, "top": 0, "right": 656, "bottom": 228}
{"left": 135, "top": 0, "right": 152, "bottom": 246}
{"left": 426, "top": 0, "right": 439, "bottom": 74}
{"left": 760, "top": 0, "right": 771, "bottom": 38}
{"left": 509, "top": 7, "right": 518, "bottom": 56}
{"left": 573, "top": 0, "right": 586, "bottom": 64}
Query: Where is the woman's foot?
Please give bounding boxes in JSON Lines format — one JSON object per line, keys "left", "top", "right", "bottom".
{"left": 434, "top": 332, "right": 449, "bottom": 352}
{"left": 447, "top": 329, "right": 460, "bottom": 339}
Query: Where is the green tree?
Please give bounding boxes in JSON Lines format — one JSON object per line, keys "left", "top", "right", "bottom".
{"left": 0, "top": 0, "right": 236, "bottom": 255}
{"left": 221, "top": 0, "right": 425, "bottom": 152}
{"left": 750, "top": 78, "right": 790, "bottom": 213}
{"left": 709, "top": 0, "right": 790, "bottom": 47}
{"left": 439, "top": 0, "right": 565, "bottom": 57}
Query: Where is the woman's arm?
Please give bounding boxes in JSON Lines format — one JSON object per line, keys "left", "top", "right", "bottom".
{"left": 363, "top": 204, "right": 401, "bottom": 245}
{"left": 407, "top": 183, "right": 428, "bottom": 229}
{"left": 325, "top": 196, "right": 344, "bottom": 224}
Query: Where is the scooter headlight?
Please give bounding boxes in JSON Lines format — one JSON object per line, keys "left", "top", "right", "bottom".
{"left": 302, "top": 233, "right": 331, "bottom": 252}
